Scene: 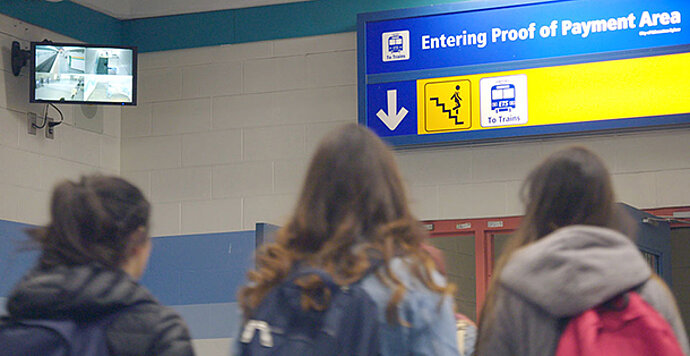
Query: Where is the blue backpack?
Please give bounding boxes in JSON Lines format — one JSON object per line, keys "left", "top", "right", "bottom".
{"left": 0, "top": 311, "right": 125, "bottom": 356}
{"left": 238, "top": 267, "right": 380, "bottom": 356}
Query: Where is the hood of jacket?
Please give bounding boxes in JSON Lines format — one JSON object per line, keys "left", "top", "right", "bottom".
{"left": 499, "top": 225, "right": 651, "bottom": 317}
{"left": 6, "top": 263, "right": 156, "bottom": 320}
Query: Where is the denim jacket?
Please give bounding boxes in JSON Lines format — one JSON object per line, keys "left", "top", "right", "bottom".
{"left": 360, "top": 258, "right": 461, "bottom": 356}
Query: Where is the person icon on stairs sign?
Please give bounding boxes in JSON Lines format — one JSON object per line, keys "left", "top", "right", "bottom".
{"left": 451, "top": 85, "right": 462, "bottom": 113}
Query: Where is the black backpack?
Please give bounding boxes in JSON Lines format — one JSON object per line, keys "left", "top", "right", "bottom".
{"left": 238, "top": 267, "right": 380, "bottom": 356}
{"left": 0, "top": 310, "right": 125, "bottom": 356}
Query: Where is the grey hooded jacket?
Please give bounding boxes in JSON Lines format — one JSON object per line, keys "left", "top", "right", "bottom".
{"left": 477, "top": 225, "right": 689, "bottom": 356}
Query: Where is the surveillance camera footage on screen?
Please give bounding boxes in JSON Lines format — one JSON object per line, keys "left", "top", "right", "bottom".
{"left": 33, "top": 45, "right": 134, "bottom": 104}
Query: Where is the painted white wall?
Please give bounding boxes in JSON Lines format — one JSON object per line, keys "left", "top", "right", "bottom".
{"left": 0, "top": 14, "right": 121, "bottom": 225}
{"left": 0, "top": 12, "right": 684, "bottom": 356}
{"left": 123, "top": 31, "right": 690, "bottom": 237}
{"left": 399, "top": 128, "right": 690, "bottom": 220}
{"left": 69, "top": 0, "right": 133, "bottom": 19}
{"left": 71, "top": 0, "right": 311, "bottom": 19}
{"left": 193, "top": 338, "right": 233, "bottom": 356}
{"left": 121, "top": 33, "right": 357, "bottom": 237}
{"left": 121, "top": 31, "right": 690, "bottom": 356}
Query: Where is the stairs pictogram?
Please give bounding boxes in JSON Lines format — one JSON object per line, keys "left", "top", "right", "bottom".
{"left": 429, "top": 97, "right": 464, "bottom": 125}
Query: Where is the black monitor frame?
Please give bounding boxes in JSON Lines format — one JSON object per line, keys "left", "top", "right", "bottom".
{"left": 30, "top": 41, "right": 137, "bottom": 106}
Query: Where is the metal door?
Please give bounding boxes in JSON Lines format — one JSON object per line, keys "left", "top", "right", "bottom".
{"left": 618, "top": 203, "right": 672, "bottom": 286}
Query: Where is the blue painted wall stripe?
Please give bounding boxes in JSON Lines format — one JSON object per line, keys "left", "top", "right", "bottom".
{"left": 120, "top": 11, "right": 237, "bottom": 53}
{"left": 140, "top": 230, "right": 256, "bottom": 305}
{"left": 0, "top": 0, "right": 468, "bottom": 52}
{"left": 0, "top": 217, "right": 252, "bottom": 340}
{"left": 0, "top": 218, "right": 257, "bottom": 307}
{"left": 0, "top": 220, "right": 38, "bottom": 298}
{"left": 0, "top": 0, "right": 121, "bottom": 45}
{"left": 0, "top": 218, "right": 250, "bottom": 341}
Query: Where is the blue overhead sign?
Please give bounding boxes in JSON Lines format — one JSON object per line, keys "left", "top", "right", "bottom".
{"left": 358, "top": 0, "right": 690, "bottom": 147}
{"left": 365, "top": 0, "right": 687, "bottom": 75}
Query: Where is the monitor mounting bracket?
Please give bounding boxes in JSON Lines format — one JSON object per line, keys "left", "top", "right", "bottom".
{"left": 11, "top": 41, "right": 30, "bottom": 77}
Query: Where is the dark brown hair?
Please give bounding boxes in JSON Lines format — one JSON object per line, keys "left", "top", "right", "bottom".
{"left": 238, "top": 124, "right": 453, "bottom": 324}
{"left": 476, "top": 146, "right": 620, "bottom": 352}
{"left": 29, "top": 175, "right": 150, "bottom": 269}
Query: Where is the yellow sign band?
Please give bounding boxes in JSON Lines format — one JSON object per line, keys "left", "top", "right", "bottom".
{"left": 417, "top": 52, "right": 690, "bottom": 135}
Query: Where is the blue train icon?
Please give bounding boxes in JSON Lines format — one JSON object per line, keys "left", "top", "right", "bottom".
{"left": 388, "top": 35, "right": 404, "bottom": 53}
{"left": 491, "top": 84, "right": 516, "bottom": 112}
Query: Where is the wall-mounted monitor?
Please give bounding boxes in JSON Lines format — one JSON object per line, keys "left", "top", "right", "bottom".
{"left": 30, "top": 42, "right": 137, "bottom": 105}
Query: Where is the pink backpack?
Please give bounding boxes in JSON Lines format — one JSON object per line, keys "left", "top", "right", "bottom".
{"left": 555, "top": 291, "right": 684, "bottom": 356}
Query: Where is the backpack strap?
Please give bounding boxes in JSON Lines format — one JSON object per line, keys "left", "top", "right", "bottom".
{"left": 251, "top": 260, "right": 382, "bottom": 328}
{"left": 557, "top": 282, "right": 644, "bottom": 338}
{"left": 287, "top": 267, "right": 339, "bottom": 287}
{"left": 240, "top": 260, "right": 383, "bottom": 354}
{"left": 2, "top": 316, "right": 113, "bottom": 356}
{"left": 287, "top": 258, "right": 383, "bottom": 288}
{"left": 7, "top": 303, "right": 146, "bottom": 356}
{"left": 599, "top": 281, "right": 650, "bottom": 312}
{"left": 18, "top": 308, "right": 126, "bottom": 335}
{"left": 600, "top": 293, "right": 630, "bottom": 311}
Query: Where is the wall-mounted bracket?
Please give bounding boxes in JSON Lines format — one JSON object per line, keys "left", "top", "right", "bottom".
{"left": 11, "top": 41, "right": 30, "bottom": 77}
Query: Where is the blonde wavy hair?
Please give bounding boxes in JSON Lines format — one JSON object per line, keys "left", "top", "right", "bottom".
{"left": 238, "top": 124, "right": 454, "bottom": 324}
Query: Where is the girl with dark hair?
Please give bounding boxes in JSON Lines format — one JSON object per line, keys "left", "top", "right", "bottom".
{"left": 237, "top": 124, "right": 460, "bottom": 355}
{"left": 475, "top": 146, "right": 689, "bottom": 355}
{"left": 3, "top": 175, "right": 194, "bottom": 355}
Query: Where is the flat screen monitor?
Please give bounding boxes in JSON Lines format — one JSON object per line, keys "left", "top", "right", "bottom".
{"left": 30, "top": 42, "right": 137, "bottom": 105}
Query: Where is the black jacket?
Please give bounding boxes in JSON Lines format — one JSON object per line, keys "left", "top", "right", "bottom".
{"left": 5, "top": 263, "right": 195, "bottom": 356}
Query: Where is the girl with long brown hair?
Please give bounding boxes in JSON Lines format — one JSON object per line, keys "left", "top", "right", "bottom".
{"left": 237, "top": 124, "right": 459, "bottom": 355}
{"left": 475, "top": 146, "right": 689, "bottom": 355}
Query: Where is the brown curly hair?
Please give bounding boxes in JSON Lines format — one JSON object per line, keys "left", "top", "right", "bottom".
{"left": 238, "top": 124, "right": 454, "bottom": 324}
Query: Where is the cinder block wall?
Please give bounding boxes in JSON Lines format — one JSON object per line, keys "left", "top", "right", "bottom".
{"left": 122, "top": 32, "right": 690, "bottom": 237}
{"left": 121, "top": 33, "right": 690, "bottom": 354}
{"left": 121, "top": 33, "right": 357, "bottom": 236}
{"left": 0, "top": 14, "right": 121, "bottom": 225}
{"left": 2, "top": 12, "right": 689, "bottom": 355}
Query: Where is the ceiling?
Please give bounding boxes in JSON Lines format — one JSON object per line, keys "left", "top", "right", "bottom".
{"left": 70, "top": 0, "right": 312, "bottom": 19}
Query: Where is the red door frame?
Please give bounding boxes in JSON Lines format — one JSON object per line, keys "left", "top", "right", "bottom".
{"left": 644, "top": 207, "right": 690, "bottom": 228}
{"left": 423, "top": 215, "right": 522, "bottom": 317}
{"left": 424, "top": 205, "right": 690, "bottom": 318}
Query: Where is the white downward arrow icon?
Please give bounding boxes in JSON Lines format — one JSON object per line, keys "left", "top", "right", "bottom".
{"left": 376, "top": 89, "right": 408, "bottom": 131}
